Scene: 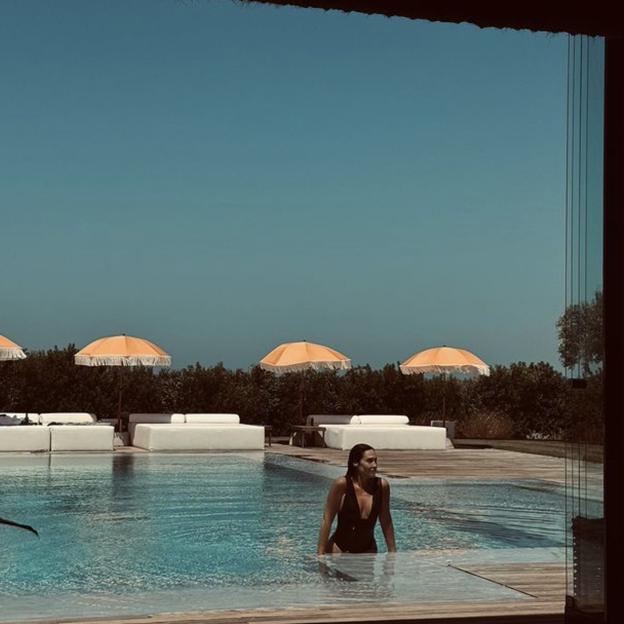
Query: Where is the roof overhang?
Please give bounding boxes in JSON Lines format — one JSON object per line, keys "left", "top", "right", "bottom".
{"left": 243, "top": 1, "right": 624, "bottom": 37}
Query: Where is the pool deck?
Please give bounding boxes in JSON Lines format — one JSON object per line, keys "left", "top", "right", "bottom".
{"left": 5, "top": 444, "right": 573, "bottom": 624}
{"left": 115, "top": 439, "right": 571, "bottom": 483}
{"left": 3, "top": 561, "right": 566, "bottom": 624}
{"left": 8, "top": 581, "right": 565, "bottom": 624}
{"left": 267, "top": 442, "right": 568, "bottom": 484}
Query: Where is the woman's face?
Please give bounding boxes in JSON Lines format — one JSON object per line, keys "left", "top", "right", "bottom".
{"left": 354, "top": 449, "right": 378, "bottom": 479}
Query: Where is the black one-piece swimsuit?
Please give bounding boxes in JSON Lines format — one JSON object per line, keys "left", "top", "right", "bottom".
{"left": 330, "top": 476, "right": 381, "bottom": 553}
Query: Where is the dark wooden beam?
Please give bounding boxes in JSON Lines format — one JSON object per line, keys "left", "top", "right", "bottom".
{"left": 603, "top": 35, "right": 624, "bottom": 624}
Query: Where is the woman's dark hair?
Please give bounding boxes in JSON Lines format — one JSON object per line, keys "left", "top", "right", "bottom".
{"left": 346, "top": 443, "right": 375, "bottom": 477}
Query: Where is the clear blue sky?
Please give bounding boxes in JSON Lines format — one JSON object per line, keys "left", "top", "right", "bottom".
{"left": 1, "top": 0, "right": 570, "bottom": 370}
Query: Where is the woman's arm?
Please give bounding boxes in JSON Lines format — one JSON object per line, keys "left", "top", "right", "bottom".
{"left": 379, "top": 479, "right": 397, "bottom": 552}
{"left": 317, "top": 477, "right": 346, "bottom": 555}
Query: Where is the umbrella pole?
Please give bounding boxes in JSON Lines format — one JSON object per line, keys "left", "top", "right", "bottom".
{"left": 117, "top": 388, "right": 122, "bottom": 432}
{"left": 442, "top": 373, "right": 447, "bottom": 430}
{"left": 117, "top": 368, "right": 123, "bottom": 433}
{"left": 299, "top": 372, "right": 305, "bottom": 422}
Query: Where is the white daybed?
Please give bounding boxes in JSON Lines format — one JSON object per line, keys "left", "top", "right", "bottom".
{"left": 41, "top": 413, "right": 114, "bottom": 451}
{"left": 306, "top": 414, "right": 447, "bottom": 450}
{"left": 130, "top": 413, "right": 264, "bottom": 451}
{"left": 0, "top": 412, "right": 114, "bottom": 452}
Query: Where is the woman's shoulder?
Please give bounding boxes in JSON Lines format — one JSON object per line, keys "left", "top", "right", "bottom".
{"left": 331, "top": 476, "right": 348, "bottom": 490}
{"left": 378, "top": 477, "right": 391, "bottom": 490}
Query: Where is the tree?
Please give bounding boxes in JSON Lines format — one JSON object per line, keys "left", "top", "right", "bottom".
{"left": 557, "top": 291, "right": 603, "bottom": 374}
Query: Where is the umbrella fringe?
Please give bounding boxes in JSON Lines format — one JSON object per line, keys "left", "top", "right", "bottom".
{"left": 400, "top": 364, "right": 490, "bottom": 376}
{"left": 0, "top": 348, "right": 27, "bottom": 360}
{"left": 259, "top": 360, "right": 352, "bottom": 375}
{"left": 74, "top": 355, "right": 172, "bottom": 367}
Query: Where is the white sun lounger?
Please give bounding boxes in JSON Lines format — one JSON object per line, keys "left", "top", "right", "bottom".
{"left": 131, "top": 413, "right": 264, "bottom": 451}
{"left": 1, "top": 412, "right": 113, "bottom": 452}
{"left": 308, "top": 414, "right": 447, "bottom": 450}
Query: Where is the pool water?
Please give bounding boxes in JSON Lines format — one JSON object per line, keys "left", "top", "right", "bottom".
{"left": 0, "top": 453, "right": 569, "bottom": 620}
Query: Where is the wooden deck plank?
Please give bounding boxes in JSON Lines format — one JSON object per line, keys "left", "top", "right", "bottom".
{"left": 8, "top": 597, "right": 563, "bottom": 624}
{"left": 457, "top": 562, "right": 567, "bottom": 600}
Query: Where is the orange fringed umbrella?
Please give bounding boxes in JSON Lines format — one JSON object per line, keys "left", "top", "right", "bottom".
{"left": 260, "top": 341, "right": 351, "bottom": 420}
{"left": 75, "top": 335, "right": 171, "bottom": 367}
{"left": 259, "top": 341, "right": 351, "bottom": 374}
{"left": 75, "top": 334, "right": 171, "bottom": 431}
{"left": 400, "top": 345, "right": 490, "bottom": 424}
{"left": 0, "top": 335, "right": 27, "bottom": 361}
{"left": 400, "top": 346, "right": 490, "bottom": 377}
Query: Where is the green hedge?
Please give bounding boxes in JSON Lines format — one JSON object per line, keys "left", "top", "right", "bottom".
{"left": 0, "top": 345, "right": 603, "bottom": 442}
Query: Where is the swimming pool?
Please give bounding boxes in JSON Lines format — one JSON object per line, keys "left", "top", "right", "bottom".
{"left": 0, "top": 453, "right": 570, "bottom": 621}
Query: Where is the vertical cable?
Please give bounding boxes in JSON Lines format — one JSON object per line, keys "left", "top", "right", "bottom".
{"left": 585, "top": 38, "right": 590, "bottom": 310}
{"left": 571, "top": 36, "right": 582, "bottom": 515}
{"left": 583, "top": 36, "right": 590, "bottom": 518}
{"left": 578, "top": 36, "right": 584, "bottom": 382}
{"left": 564, "top": 35, "right": 572, "bottom": 579}
{"left": 570, "top": 36, "right": 576, "bottom": 362}
{"left": 564, "top": 35, "right": 571, "bottom": 381}
{"left": 577, "top": 37, "right": 584, "bottom": 508}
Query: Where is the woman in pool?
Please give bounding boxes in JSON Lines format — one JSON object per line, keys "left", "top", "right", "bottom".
{"left": 317, "top": 443, "right": 396, "bottom": 554}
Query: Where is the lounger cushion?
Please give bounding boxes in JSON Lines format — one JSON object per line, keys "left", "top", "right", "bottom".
{"left": 132, "top": 424, "right": 264, "bottom": 451}
{"left": 0, "top": 427, "right": 50, "bottom": 452}
{"left": 184, "top": 414, "right": 240, "bottom": 424}
{"left": 305, "top": 415, "right": 357, "bottom": 426}
{"left": 128, "top": 413, "right": 185, "bottom": 423}
{"left": 128, "top": 413, "right": 185, "bottom": 442}
{"left": 323, "top": 424, "right": 447, "bottom": 450}
{"left": 39, "top": 413, "right": 96, "bottom": 426}
{"left": 0, "top": 413, "right": 40, "bottom": 425}
{"left": 353, "top": 415, "right": 409, "bottom": 425}
{"left": 49, "top": 425, "right": 114, "bottom": 451}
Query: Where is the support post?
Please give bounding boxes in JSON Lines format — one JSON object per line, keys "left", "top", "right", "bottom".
{"left": 602, "top": 35, "right": 624, "bottom": 624}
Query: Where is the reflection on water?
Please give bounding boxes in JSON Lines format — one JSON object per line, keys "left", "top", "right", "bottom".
{"left": 318, "top": 552, "right": 397, "bottom": 601}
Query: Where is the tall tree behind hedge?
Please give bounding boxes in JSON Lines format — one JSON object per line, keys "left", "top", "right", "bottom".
{"left": 557, "top": 291, "right": 603, "bottom": 374}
